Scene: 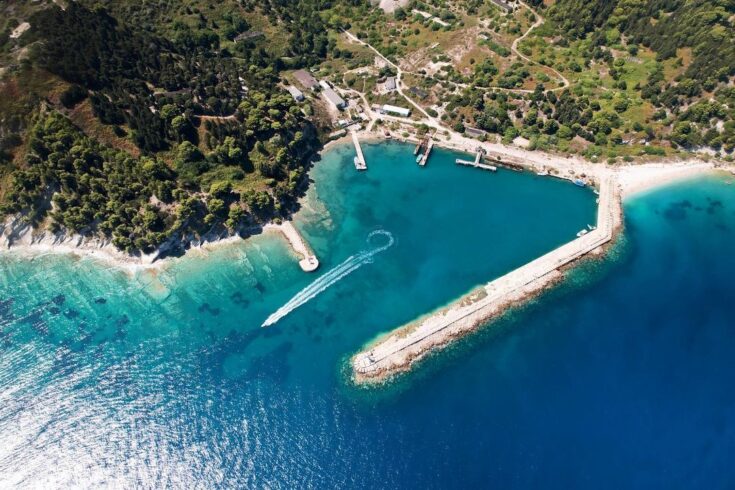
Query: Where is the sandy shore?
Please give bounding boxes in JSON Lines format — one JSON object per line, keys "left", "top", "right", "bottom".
{"left": 616, "top": 161, "right": 720, "bottom": 198}
{"left": 353, "top": 120, "right": 727, "bottom": 193}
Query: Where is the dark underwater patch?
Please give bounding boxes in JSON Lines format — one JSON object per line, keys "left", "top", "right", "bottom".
{"left": 52, "top": 294, "right": 66, "bottom": 305}
{"left": 0, "top": 298, "right": 16, "bottom": 322}
{"left": 664, "top": 200, "right": 692, "bottom": 221}
{"left": 94, "top": 297, "right": 107, "bottom": 304}
{"left": 48, "top": 306, "right": 61, "bottom": 315}
{"left": 230, "top": 291, "right": 250, "bottom": 308}
{"left": 240, "top": 341, "right": 293, "bottom": 383}
{"left": 706, "top": 199, "right": 723, "bottom": 215}
{"left": 23, "top": 310, "right": 49, "bottom": 336}
{"left": 0, "top": 329, "right": 11, "bottom": 348}
{"left": 262, "top": 326, "right": 282, "bottom": 338}
{"left": 198, "top": 303, "right": 221, "bottom": 316}
{"left": 63, "top": 309, "right": 80, "bottom": 319}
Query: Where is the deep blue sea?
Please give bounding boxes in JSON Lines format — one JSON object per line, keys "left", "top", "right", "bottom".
{"left": 0, "top": 141, "right": 734, "bottom": 488}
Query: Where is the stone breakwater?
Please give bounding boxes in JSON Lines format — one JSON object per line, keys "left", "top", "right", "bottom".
{"left": 267, "top": 221, "right": 320, "bottom": 272}
{"left": 352, "top": 175, "right": 622, "bottom": 384}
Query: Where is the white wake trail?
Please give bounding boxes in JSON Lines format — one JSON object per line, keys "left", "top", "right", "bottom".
{"left": 261, "top": 230, "right": 394, "bottom": 327}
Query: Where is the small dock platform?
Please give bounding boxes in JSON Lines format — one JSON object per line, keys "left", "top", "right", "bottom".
{"left": 418, "top": 139, "right": 433, "bottom": 166}
{"left": 351, "top": 131, "right": 367, "bottom": 171}
{"left": 414, "top": 139, "right": 424, "bottom": 155}
{"left": 455, "top": 150, "right": 496, "bottom": 171}
{"left": 269, "top": 222, "right": 319, "bottom": 272}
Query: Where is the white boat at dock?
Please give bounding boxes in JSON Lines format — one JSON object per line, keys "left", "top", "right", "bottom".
{"left": 576, "top": 229, "right": 589, "bottom": 237}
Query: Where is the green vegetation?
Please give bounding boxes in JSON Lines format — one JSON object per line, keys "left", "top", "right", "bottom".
{"left": 0, "top": 1, "right": 326, "bottom": 254}
{"left": 391, "top": 0, "right": 735, "bottom": 158}
{"left": 1, "top": 0, "right": 734, "bottom": 256}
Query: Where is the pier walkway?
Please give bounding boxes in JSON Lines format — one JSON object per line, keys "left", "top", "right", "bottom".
{"left": 270, "top": 222, "right": 320, "bottom": 272}
{"left": 352, "top": 175, "right": 620, "bottom": 381}
{"left": 351, "top": 131, "right": 367, "bottom": 171}
{"left": 418, "top": 139, "right": 433, "bottom": 166}
{"left": 456, "top": 151, "right": 497, "bottom": 171}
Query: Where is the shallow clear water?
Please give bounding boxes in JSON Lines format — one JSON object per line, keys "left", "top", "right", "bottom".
{"left": 1, "top": 142, "right": 733, "bottom": 488}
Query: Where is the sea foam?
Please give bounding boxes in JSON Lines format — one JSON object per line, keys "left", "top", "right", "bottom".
{"left": 261, "top": 230, "right": 394, "bottom": 327}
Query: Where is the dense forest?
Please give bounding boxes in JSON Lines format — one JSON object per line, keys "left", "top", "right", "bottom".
{"left": 0, "top": 1, "right": 328, "bottom": 255}
{"left": 1, "top": 0, "right": 735, "bottom": 255}
{"left": 548, "top": 0, "right": 735, "bottom": 83}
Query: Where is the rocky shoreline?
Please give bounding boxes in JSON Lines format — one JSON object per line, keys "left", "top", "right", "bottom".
{"left": 0, "top": 215, "right": 318, "bottom": 275}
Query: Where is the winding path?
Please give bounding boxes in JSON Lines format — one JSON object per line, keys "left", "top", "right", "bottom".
{"left": 510, "top": 2, "right": 570, "bottom": 92}
{"left": 346, "top": 2, "right": 568, "bottom": 99}
{"left": 343, "top": 30, "right": 438, "bottom": 124}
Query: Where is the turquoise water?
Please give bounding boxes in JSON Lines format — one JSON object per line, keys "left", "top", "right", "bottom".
{"left": 1, "top": 141, "right": 734, "bottom": 487}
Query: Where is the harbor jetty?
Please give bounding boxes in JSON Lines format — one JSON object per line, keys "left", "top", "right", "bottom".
{"left": 414, "top": 137, "right": 425, "bottom": 156}
{"left": 351, "top": 131, "right": 367, "bottom": 171}
{"left": 351, "top": 175, "right": 621, "bottom": 383}
{"left": 269, "top": 222, "right": 320, "bottom": 272}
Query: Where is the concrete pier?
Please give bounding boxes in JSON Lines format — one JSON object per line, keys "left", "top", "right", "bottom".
{"left": 352, "top": 175, "right": 620, "bottom": 382}
{"left": 271, "top": 222, "right": 320, "bottom": 272}
{"left": 418, "top": 139, "right": 433, "bottom": 166}
{"left": 456, "top": 152, "right": 497, "bottom": 171}
{"left": 351, "top": 131, "right": 367, "bottom": 171}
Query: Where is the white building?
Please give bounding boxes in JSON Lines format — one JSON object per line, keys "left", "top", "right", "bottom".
{"left": 381, "top": 104, "right": 411, "bottom": 117}
{"left": 322, "top": 85, "right": 346, "bottom": 110}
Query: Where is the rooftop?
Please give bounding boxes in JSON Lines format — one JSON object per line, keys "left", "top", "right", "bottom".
{"left": 286, "top": 85, "right": 304, "bottom": 101}
{"left": 293, "top": 70, "right": 319, "bottom": 89}
{"left": 322, "top": 86, "right": 346, "bottom": 109}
